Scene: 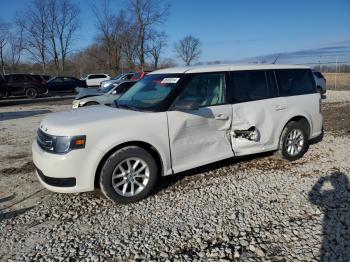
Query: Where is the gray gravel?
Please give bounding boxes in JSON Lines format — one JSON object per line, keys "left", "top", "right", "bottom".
{"left": 1, "top": 93, "right": 350, "bottom": 261}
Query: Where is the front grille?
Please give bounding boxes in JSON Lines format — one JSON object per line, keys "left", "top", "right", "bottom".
{"left": 37, "top": 129, "right": 54, "bottom": 152}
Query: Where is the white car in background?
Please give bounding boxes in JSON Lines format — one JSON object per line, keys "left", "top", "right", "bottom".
{"left": 33, "top": 64, "right": 323, "bottom": 204}
{"left": 82, "top": 74, "right": 110, "bottom": 87}
{"left": 72, "top": 81, "right": 136, "bottom": 108}
{"left": 312, "top": 70, "right": 326, "bottom": 94}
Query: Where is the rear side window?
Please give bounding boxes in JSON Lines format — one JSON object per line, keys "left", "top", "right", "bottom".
{"left": 277, "top": 69, "right": 316, "bottom": 96}
{"left": 313, "top": 71, "right": 324, "bottom": 79}
{"left": 230, "top": 70, "right": 276, "bottom": 103}
{"left": 9, "top": 75, "right": 26, "bottom": 82}
{"left": 89, "top": 75, "right": 105, "bottom": 79}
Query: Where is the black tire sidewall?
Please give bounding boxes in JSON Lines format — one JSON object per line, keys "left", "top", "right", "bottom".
{"left": 26, "top": 88, "right": 38, "bottom": 98}
{"left": 84, "top": 102, "right": 99, "bottom": 106}
{"left": 279, "top": 121, "right": 309, "bottom": 161}
{"left": 99, "top": 146, "right": 158, "bottom": 204}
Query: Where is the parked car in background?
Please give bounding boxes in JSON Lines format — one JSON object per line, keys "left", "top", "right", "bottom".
{"left": 130, "top": 71, "right": 151, "bottom": 81}
{"left": 72, "top": 81, "right": 136, "bottom": 108}
{"left": 41, "top": 75, "right": 51, "bottom": 81}
{"left": 100, "top": 72, "right": 134, "bottom": 88}
{"left": 82, "top": 74, "right": 110, "bottom": 87}
{"left": 32, "top": 64, "right": 323, "bottom": 203}
{"left": 2, "top": 73, "right": 48, "bottom": 98}
{"left": 0, "top": 75, "right": 6, "bottom": 98}
{"left": 46, "top": 76, "right": 87, "bottom": 94}
{"left": 312, "top": 70, "right": 326, "bottom": 94}
{"left": 31, "top": 74, "right": 48, "bottom": 85}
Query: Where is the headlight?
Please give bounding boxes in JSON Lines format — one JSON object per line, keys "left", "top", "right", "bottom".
{"left": 37, "top": 129, "right": 86, "bottom": 154}
{"left": 72, "top": 100, "right": 80, "bottom": 108}
{"left": 54, "top": 136, "right": 86, "bottom": 153}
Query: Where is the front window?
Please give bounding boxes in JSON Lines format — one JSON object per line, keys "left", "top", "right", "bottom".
{"left": 117, "top": 74, "right": 181, "bottom": 111}
{"left": 175, "top": 73, "right": 226, "bottom": 107}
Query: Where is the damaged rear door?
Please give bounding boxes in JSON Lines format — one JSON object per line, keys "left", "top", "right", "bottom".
{"left": 167, "top": 72, "right": 234, "bottom": 173}
{"left": 229, "top": 70, "right": 286, "bottom": 156}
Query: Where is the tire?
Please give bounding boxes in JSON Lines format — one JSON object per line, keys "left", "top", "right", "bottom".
{"left": 84, "top": 101, "right": 99, "bottom": 107}
{"left": 277, "top": 121, "right": 309, "bottom": 161}
{"left": 99, "top": 146, "right": 158, "bottom": 204}
{"left": 25, "top": 88, "right": 38, "bottom": 98}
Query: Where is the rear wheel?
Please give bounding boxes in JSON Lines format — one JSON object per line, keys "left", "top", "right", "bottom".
{"left": 25, "top": 88, "right": 38, "bottom": 98}
{"left": 277, "top": 121, "right": 309, "bottom": 161}
{"left": 99, "top": 146, "right": 158, "bottom": 204}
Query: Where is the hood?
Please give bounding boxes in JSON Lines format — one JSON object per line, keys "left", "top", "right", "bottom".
{"left": 75, "top": 88, "right": 103, "bottom": 99}
{"left": 40, "top": 106, "right": 142, "bottom": 136}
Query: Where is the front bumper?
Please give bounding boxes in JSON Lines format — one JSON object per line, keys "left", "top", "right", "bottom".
{"left": 32, "top": 140, "right": 102, "bottom": 193}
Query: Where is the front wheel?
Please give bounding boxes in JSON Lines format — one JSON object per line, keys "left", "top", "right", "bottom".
{"left": 277, "top": 121, "right": 309, "bottom": 161}
{"left": 99, "top": 146, "right": 158, "bottom": 204}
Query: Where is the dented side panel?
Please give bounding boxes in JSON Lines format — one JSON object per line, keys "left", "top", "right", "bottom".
{"left": 167, "top": 105, "right": 234, "bottom": 173}
{"left": 230, "top": 97, "right": 287, "bottom": 156}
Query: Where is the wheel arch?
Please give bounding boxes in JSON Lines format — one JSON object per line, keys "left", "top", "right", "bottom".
{"left": 279, "top": 115, "right": 311, "bottom": 143}
{"left": 94, "top": 140, "right": 164, "bottom": 188}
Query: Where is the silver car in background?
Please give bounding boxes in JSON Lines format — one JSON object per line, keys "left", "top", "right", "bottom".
{"left": 100, "top": 73, "right": 134, "bottom": 89}
{"left": 72, "top": 81, "right": 136, "bottom": 108}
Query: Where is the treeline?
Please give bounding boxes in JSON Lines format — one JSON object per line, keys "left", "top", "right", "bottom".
{"left": 0, "top": 0, "right": 202, "bottom": 77}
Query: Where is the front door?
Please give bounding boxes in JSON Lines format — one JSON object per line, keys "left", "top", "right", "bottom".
{"left": 167, "top": 72, "right": 234, "bottom": 173}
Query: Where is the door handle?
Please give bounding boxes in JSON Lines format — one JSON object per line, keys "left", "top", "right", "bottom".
{"left": 215, "top": 114, "right": 229, "bottom": 120}
{"left": 275, "top": 105, "right": 286, "bottom": 111}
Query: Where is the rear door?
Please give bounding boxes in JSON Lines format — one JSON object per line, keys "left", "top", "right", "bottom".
{"left": 229, "top": 70, "right": 286, "bottom": 156}
{"left": 167, "top": 72, "right": 234, "bottom": 173}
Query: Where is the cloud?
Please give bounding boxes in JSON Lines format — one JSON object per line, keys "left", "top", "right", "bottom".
{"left": 240, "top": 44, "right": 350, "bottom": 64}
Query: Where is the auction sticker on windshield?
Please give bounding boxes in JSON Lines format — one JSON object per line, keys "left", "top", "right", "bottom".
{"left": 161, "top": 78, "right": 180, "bottom": 84}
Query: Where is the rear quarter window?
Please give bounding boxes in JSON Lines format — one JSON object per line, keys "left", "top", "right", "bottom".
{"left": 277, "top": 69, "right": 316, "bottom": 96}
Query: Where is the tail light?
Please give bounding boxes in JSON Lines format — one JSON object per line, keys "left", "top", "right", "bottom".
{"left": 319, "top": 98, "right": 322, "bottom": 113}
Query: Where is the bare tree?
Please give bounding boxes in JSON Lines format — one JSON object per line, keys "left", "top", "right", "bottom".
{"left": 93, "top": 0, "right": 129, "bottom": 72}
{"left": 0, "top": 21, "right": 10, "bottom": 74}
{"left": 121, "top": 24, "right": 138, "bottom": 70}
{"left": 7, "top": 21, "right": 26, "bottom": 70}
{"left": 127, "top": 0, "right": 170, "bottom": 69}
{"left": 147, "top": 31, "right": 167, "bottom": 69}
{"left": 20, "top": 0, "right": 49, "bottom": 73}
{"left": 174, "top": 35, "right": 202, "bottom": 66}
{"left": 55, "top": 0, "right": 80, "bottom": 72}
{"left": 46, "top": 0, "right": 80, "bottom": 73}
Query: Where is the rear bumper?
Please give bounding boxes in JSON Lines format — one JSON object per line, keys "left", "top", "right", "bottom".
{"left": 309, "top": 127, "right": 324, "bottom": 145}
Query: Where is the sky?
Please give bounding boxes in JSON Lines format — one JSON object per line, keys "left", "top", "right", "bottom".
{"left": 1, "top": 0, "right": 350, "bottom": 65}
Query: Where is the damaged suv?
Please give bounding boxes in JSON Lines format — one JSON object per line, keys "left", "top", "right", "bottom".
{"left": 32, "top": 64, "right": 323, "bottom": 203}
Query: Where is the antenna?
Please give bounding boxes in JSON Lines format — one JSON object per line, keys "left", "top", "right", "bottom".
{"left": 272, "top": 54, "right": 280, "bottom": 64}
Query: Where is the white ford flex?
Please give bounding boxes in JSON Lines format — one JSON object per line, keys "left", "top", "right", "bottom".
{"left": 32, "top": 64, "right": 323, "bottom": 203}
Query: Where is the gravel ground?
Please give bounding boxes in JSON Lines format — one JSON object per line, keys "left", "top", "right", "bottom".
{"left": 0, "top": 92, "right": 350, "bottom": 261}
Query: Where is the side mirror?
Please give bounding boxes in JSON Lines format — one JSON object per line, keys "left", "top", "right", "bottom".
{"left": 111, "top": 90, "right": 117, "bottom": 95}
{"left": 172, "top": 100, "right": 199, "bottom": 111}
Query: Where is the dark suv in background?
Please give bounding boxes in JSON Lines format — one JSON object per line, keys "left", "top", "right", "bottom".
{"left": 1, "top": 74, "right": 48, "bottom": 98}
{"left": 46, "top": 76, "right": 87, "bottom": 93}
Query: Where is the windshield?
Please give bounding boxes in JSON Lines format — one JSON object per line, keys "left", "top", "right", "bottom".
{"left": 111, "top": 74, "right": 123, "bottom": 80}
{"left": 117, "top": 74, "right": 181, "bottom": 111}
{"left": 99, "top": 84, "right": 115, "bottom": 93}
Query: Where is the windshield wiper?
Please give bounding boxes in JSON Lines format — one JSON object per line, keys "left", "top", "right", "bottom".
{"left": 117, "top": 103, "right": 140, "bottom": 111}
